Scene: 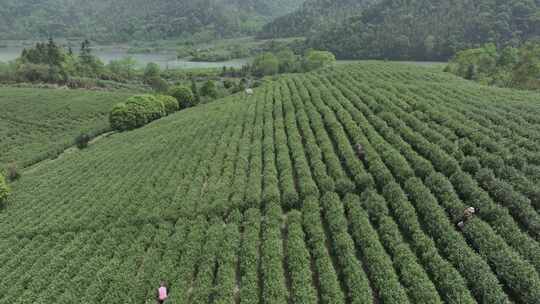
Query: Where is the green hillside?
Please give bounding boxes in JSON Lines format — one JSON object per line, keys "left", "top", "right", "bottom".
{"left": 0, "top": 0, "right": 304, "bottom": 42}
{"left": 262, "top": 0, "right": 540, "bottom": 61}
{"left": 259, "top": 0, "right": 374, "bottom": 38}
{"left": 2, "top": 62, "right": 540, "bottom": 303}
{"left": 306, "top": 0, "right": 540, "bottom": 60}
{"left": 0, "top": 88, "right": 129, "bottom": 168}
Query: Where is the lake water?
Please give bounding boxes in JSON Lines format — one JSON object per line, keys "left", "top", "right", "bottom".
{"left": 0, "top": 46, "right": 249, "bottom": 70}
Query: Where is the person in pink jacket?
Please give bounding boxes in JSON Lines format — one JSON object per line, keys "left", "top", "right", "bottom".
{"left": 156, "top": 281, "right": 169, "bottom": 304}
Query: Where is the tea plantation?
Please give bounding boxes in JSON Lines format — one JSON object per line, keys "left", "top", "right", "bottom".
{"left": 0, "top": 88, "right": 129, "bottom": 168}
{"left": 1, "top": 62, "right": 540, "bottom": 304}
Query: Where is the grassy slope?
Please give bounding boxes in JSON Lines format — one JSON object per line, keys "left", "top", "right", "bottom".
{"left": 0, "top": 88, "right": 129, "bottom": 168}
{"left": 1, "top": 62, "right": 540, "bottom": 303}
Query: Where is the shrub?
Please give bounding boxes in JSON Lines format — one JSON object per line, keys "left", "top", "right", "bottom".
{"left": 223, "top": 79, "right": 234, "bottom": 89}
{"left": 109, "top": 95, "right": 166, "bottom": 131}
{"left": 75, "top": 133, "right": 91, "bottom": 149}
{"left": 461, "top": 156, "right": 481, "bottom": 174}
{"left": 0, "top": 174, "right": 9, "bottom": 206}
{"left": 147, "top": 76, "right": 169, "bottom": 93}
{"left": 302, "top": 50, "right": 336, "bottom": 71}
{"left": 143, "top": 62, "right": 160, "bottom": 81}
{"left": 200, "top": 80, "right": 218, "bottom": 99}
{"left": 109, "top": 103, "right": 130, "bottom": 131}
{"left": 170, "top": 86, "right": 195, "bottom": 108}
{"left": 252, "top": 52, "right": 279, "bottom": 77}
{"left": 156, "top": 95, "right": 180, "bottom": 115}
{"left": 6, "top": 163, "right": 20, "bottom": 182}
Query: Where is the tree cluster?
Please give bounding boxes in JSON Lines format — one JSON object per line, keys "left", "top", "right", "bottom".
{"left": 248, "top": 49, "right": 336, "bottom": 77}
{"left": 0, "top": 0, "right": 303, "bottom": 42}
{"left": 109, "top": 94, "right": 179, "bottom": 131}
{"left": 446, "top": 41, "right": 540, "bottom": 90}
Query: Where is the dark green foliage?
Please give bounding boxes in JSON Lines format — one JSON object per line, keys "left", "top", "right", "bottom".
{"left": 17, "top": 39, "right": 67, "bottom": 83}
{"left": 143, "top": 63, "right": 160, "bottom": 82}
{"left": 6, "top": 163, "right": 20, "bottom": 182}
{"left": 109, "top": 103, "right": 130, "bottom": 131}
{"left": 302, "top": 50, "right": 336, "bottom": 71}
{"left": 155, "top": 95, "right": 180, "bottom": 115}
{"left": 244, "top": 48, "right": 336, "bottom": 77}
{"left": 447, "top": 42, "right": 540, "bottom": 90}
{"left": 21, "top": 38, "right": 64, "bottom": 67}
{"left": 200, "top": 80, "right": 218, "bottom": 99}
{"left": 223, "top": 79, "right": 234, "bottom": 89}
{"left": 11, "top": 39, "right": 106, "bottom": 84}
{"left": 260, "top": 0, "right": 371, "bottom": 39}
{"left": 266, "top": 0, "right": 539, "bottom": 61}
{"left": 252, "top": 53, "right": 280, "bottom": 77}
{"left": 109, "top": 95, "right": 167, "bottom": 131}
{"left": 170, "top": 86, "right": 195, "bottom": 109}
{"left": 0, "top": 0, "right": 304, "bottom": 42}
{"left": 0, "top": 173, "right": 9, "bottom": 206}
{"left": 191, "top": 78, "right": 201, "bottom": 105}
{"left": 461, "top": 156, "right": 481, "bottom": 174}
{"left": 147, "top": 76, "right": 169, "bottom": 93}
{"left": 75, "top": 133, "right": 91, "bottom": 149}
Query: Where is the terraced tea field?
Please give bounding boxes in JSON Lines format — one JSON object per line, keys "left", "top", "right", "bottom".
{"left": 2, "top": 62, "right": 540, "bottom": 304}
{"left": 0, "top": 88, "right": 129, "bottom": 168}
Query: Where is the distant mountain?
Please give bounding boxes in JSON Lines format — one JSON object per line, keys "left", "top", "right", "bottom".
{"left": 259, "top": 0, "right": 376, "bottom": 38}
{"left": 306, "top": 0, "right": 540, "bottom": 60}
{"left": 0, "top": 0, "right": 304, "bottom": 42}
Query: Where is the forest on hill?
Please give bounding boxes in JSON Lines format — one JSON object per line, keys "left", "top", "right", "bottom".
{"left": 259, "top": 0, "right": 375, "bottom": 39}
{"left": 0, "top": 0, "right": 303, "bottom": 42}
{"left": 263, "top": 0, "right": 540, "bottom": 61}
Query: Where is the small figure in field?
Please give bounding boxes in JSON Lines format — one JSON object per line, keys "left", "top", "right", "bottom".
{"left": 457, "top": 207, "right": 477, "bottom": 230}
{"left": 356, "top": 143, "right": 365, "bottom": 161}
{"left": 245, "top": 88, "right": 254, "bottom": 96}
{"left": 156, "top": 281, "right": 169, "bottom": 304}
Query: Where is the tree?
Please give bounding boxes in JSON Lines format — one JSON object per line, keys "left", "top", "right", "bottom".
{"left": 108, "top": 57, "right": 137, "bottom": 80}
{"left": 447, "top": 41, "right": 540, "bottom": 90}
{"left": 223, "top": 79, "right": 234, "bottom": 89}
{"left": 0, "top": 173, "right": 9, "bottom": 207}
{"left": 303, "top": 50, "right": 336, "bottom": 71}
{"left": 75, "top": 133, "right": 91, "bottom": 149}
{"left": 498, "top": 46, "right": 520, "bottom": 66}
{"left": 512, "top": 42, "right": 540, "bottom": 89}
{"left": 252, "top": 52, "right": 279, "bottom": 76}
{"left": 77, "top": 39, "right": 105, "bottom": 78}
{"left": 170, "top": 86, "right": 195, "bottom": 108}
{"left": 79, "top": 39, "right": 92, "bottom": 65}
{"left": 144, "top": 62, "right": 161, "bottom": 81}
{"left": 147, "top": 76, "right": 169, "bottom": 93}
{"left": 191, "top": 78, "right": 201, "bottom": 104}
{"left": 465, "top": 64, "right": 477, "bottom": 80}
{"left": 276, "top": 48, "right": 298, "bottom": 73}
{"left": 200, "top": 80, "right": 218, "bottom": 99}
{"left": 46, "top": 37, "right": 63, "bottom": 67}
